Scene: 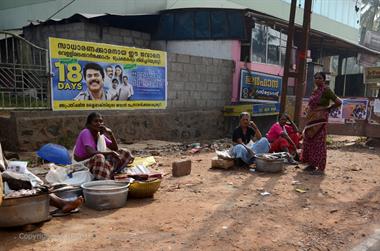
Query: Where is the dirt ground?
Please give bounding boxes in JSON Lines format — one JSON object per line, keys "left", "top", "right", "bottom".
{"left": 1, "top": 136, "right": 380, "bottom": 251}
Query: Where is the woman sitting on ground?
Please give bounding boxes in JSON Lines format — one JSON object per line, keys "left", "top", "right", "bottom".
{"left": 230, "top": 112, "right": 270, "bottom": 166}
{"left": 266, "top": 113, "right": 301, "bottom": 157}
{"left": 73, "top": 112, "right": 134, "bottom": 180}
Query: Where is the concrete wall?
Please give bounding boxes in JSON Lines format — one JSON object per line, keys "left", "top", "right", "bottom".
{"left": 151, "top": 40, "right": 236, "bottom": 60}
{"left": 23, "top": 22, "right": 151, "bottom": 49}
{"left": 0, "top": 50, "right": 234, "bottom": 151}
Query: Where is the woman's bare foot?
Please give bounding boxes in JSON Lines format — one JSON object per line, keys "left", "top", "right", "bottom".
{"left": 62, "top": 196, "right": 84, "bottom": 213}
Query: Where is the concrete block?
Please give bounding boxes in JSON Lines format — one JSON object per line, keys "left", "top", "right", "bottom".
{"left": 184, "top": 64, "right": 195, "bottom": 73}
{"left": 213, "top": 58, "right": 222, "bottom": 66}
{"left": 207, "top": 83, "right": 219, "bottom": 91}
{"left": 168, "top": 53, "right": 177, "bottom": 62}
{"left": 190, "top": 56, "right": 202, "bottom": 65}
{"left": 170, "top": 62, "right": 184, "bottom": 72}
{"left": 211, "top": 157, "right": 234, "bottom": 169}
{"left": 191, "top": 73, "right": 201, "bottom": 82}
{"left": 131, "top": 30, "right": 142, "bottom": 38}
{"left": 177, "top": 54, "right": 190, "bottom": 63}
{"left": 195, "top": 65, "right": 207, "bottom": 74}
{"left": 202, "top": 57, "right": 213, "bottom": 65}
{"left": 171, "top": 81, "right": 185, "bottom": 91}
{"left": 141, "top": 32, "right": 151, "bottom": 40}
{"left": 206, "top": 65, "right": 217, "bottom": 74}
{"left": 172, "top": 160, "right": 192, "bottom": 177}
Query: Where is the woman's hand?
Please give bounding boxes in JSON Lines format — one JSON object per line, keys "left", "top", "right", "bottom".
{"left": 249, "top": 121, "right": 258, "bottom": 130}
{"left": 99, "top": 125, "right": 112, "bottom": 135}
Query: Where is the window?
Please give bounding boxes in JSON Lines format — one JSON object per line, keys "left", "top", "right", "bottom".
{"left": 251, "top": 24, "right": 289, "bottom": 66}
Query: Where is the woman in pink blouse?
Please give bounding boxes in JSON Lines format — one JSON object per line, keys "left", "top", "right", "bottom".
{"left": 74, "top": 112, "right": 134, "bottom": 180}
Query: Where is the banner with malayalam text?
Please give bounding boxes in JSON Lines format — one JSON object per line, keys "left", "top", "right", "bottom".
{"left": 49, "top": 37, "right": 167, "bottom": 110}
{"left": 239, "top": 69, "right": 282, "bottom": 103}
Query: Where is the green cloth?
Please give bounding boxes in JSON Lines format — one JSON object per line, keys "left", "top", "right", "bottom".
{"left": 318, "top": 87, "right": 337, "bottom": 107}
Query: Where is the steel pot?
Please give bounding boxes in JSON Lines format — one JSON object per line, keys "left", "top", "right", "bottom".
{"left": 81, "top": 180, "right": 131, "bottom": 211}
{"left": 0, "top": 192, "right": 50, "bottom": 227}
{"left": 255, "top": 154, "right": 285, "bottom": 173}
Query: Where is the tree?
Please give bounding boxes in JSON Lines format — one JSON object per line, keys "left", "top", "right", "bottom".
{"left": 360, "top": 0, "right": 380, "bottom": 42}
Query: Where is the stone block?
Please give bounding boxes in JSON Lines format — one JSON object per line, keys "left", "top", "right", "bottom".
{"left": 177, "top": 54, "right": 190, "bottom": 63}
{"left": 172, "top": 160, "right": 192, "bottom": 177}
{"left": 141, "top": 32, "right": 151, "bottom": 41}
{"left": 211, "top": 157, "right": 234, "bottom": 169}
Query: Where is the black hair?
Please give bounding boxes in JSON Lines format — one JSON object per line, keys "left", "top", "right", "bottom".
{"left": 105, "top": 65, "right": 113, "bottom": 70}
{"left": 112, "top": 78, "right": 118, "bottom": 83}
{"left": 84, "top": 63, "right": 104, "bottom": 80}
{"left": 122, "top": 75, "right": 128, "bottom": 80}
{"left": 85, "top": 112, "right": 102, "bottom": 127}
{"left": 278, "top": 113, "right": 288, "bottom": 120}
{"left": 314, "top": 72, "right": 326, "bottom": 81}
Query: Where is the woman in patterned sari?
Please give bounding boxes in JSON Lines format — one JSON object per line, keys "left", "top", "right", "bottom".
{"left": 302, "top": 72, "right": 342, "bottom": 175}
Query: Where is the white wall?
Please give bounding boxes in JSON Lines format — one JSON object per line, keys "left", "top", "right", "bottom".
{"left": 151, "top": 40, "right": 235, "bottom": 60}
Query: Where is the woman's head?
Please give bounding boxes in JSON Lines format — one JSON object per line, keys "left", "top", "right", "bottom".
{"left": 115, "top": 65, "right": 123, "bottom": 77}
{"left": 239, "top": 112, "right": 250, "bottom": 127}
{"left": 278, "top": 113, "right": 288, "bottom": 126}
{"left": 86, "top": 112, "right": 103, "bottom": 131}
{"left": 314, "top": 72, "right": 326, "bottom": 87}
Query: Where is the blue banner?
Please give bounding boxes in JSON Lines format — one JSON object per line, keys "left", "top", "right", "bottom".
{"left": 239, "top": 69, "right": 282, "bottom": 103}
{"left": 252, "top": 102, "right": 280, "bottom": 116}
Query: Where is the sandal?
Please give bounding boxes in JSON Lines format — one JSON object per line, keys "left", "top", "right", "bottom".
{"left": 50, "top": 208, "right": 80, "bottom": 217}
{"left": 303, "top": 165, "right": 316, "bottom": 172}
{"left": 310, "top": 170, "right": 325, "bottom": 176}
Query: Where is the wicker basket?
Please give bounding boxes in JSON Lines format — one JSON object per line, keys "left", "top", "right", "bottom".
{"left": 128, "top": 179, "right": 161, "bottom": 198}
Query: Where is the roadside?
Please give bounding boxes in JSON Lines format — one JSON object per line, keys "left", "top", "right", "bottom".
{"left": 1, "top": 135, "right": 380, "bottom": 251}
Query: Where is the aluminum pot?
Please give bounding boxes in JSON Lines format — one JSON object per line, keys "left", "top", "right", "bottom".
{"left": 0, "top": 192, "right": 49, "bottom": 227}
{"left": 81, "top": 180, "right": 131, "bottom": 211}
{"left": 255, "top": 155, "right": 285, "bottom": 173}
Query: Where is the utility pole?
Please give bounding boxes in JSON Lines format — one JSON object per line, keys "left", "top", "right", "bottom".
{"left": 280, "top": 0, "right": 297, "bottom": 114}
{"left": 294, "top": 0, "right": 312, "bottom": 126}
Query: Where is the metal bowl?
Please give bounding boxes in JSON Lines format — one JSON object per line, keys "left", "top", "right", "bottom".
{"left": 53, "top": 186, "right": 83, "bottom": 201}
{"left": 81, "top": 180, "right": 131, "bottom": 211}
{"left": 255, "top": 154, "right": 285, "bottom": 173}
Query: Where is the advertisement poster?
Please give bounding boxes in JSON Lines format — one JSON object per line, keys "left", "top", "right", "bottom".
{"left": 301, "top": 98, "right": 344, "bottom": 123}
{"left": 342, "top": 98, "right": 368, "bottom": 120}
{"left": 239, "top": 69, "right": 282, "bottom": 103}
{"left": 49, "top": 37, "right": 167, "bottom": 111}
{"left": 368, "top": 99, "right": 380, "bottom": 125}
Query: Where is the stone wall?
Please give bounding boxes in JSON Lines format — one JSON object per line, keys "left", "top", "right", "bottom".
{"left": 23, "top": 22, "right": 151, "bottom": 49}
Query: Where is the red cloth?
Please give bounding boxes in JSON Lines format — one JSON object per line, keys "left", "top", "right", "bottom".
{"left": 269, "top": 132, "right": 301, "bottom": 154}
{"left": 266, "top": 123, "right": 294, "bottom": 142}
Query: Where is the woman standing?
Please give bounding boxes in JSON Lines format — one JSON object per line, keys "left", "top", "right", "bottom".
{"left": 74, "top": 112, "right": 134, "bottom": 180}
{"left": 302, "top": 72, "right": 342, "bottom": 175}
{"left": 114, "top": 65, "right": 123, "bottom": 85}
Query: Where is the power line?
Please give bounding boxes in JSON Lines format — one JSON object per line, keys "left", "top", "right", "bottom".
{"left": 47, "top": 0, "right": 77, "bottom": 20}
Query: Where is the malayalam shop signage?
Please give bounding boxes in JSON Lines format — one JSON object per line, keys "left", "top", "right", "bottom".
{"left": 49, "top": 37, "right": 167, "bottom": 111}
{"left": 239, "top": 69, "right": 282, "bottom": 103}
